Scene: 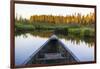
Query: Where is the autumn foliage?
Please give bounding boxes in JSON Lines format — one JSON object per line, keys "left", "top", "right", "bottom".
{"left": 29, "top": 12, "right": 95, "bottom": 25}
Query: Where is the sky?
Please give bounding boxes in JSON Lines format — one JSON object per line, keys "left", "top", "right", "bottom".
{"left": 15, "top": 3, "right": 94, "bottom": 19}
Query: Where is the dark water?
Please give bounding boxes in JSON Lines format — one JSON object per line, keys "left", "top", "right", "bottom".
{"left": 15, "top": 31, "right": 95, "bottom": 65}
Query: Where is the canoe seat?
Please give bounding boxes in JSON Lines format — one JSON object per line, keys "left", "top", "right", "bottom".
{"left": 44, "top": 53, "right": 65, "bottom": 60}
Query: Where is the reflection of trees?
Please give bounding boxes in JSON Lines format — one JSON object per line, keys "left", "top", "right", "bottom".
{"left": 65, "top": 34, "right": 94, "bottom": 47}
{"left": 23, "top": 34, "right": 28, "bottom": 38}
{"left": 15, "top": 30, "right": 25, "bottom": 36}
{"left": 69, "top": 39, "right": 94, "bottom": 48}
{"left": 30, "top": 30, "right": 53, "bottom": 38}
{"left": 15, "top": 31, "right": 28, "bottom": 38}
{"left": 82, "top": 37, "right": 95, "bottom": 47}
{"left": 15, "top": 31, "right": 94, "bottom": 47}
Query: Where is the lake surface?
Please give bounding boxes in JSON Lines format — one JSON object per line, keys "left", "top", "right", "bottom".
{"left": 15, "top": 33, "right": 94, "bottom": 66}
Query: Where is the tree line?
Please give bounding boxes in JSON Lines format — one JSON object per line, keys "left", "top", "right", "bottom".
{"left": 15, "top": 12, "right": 95, "bottom": 25}
{"left": 29, "top": 12, "right": 95, "bottom": 25}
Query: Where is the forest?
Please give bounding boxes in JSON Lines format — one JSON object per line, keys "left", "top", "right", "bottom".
{"left": 15, "top": 12, "right": 95, "bottom": 37}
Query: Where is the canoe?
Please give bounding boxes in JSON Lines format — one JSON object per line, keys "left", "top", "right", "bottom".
{"left": 23, "top": 35, "right": 80, "bottom": 65}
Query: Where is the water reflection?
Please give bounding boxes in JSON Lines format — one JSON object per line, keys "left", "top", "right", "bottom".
{"left": 15, "top": 31, "right": 94, "bottom": 47}
{"left": 15, "top": 31, "right": 95, "bottom": 65}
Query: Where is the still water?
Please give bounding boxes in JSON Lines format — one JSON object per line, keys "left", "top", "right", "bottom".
{"left": 15, "top": 33, "right": 94, "bottom": 65}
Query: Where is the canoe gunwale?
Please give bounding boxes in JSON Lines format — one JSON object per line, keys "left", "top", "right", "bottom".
{"left": 57, "top": 40, "right": 80, "bottom": 62}
{"left": 22, "top": 38, "right": 51, "bottom": 64}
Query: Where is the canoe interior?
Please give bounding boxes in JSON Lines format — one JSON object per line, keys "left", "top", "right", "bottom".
{"left": 24, "top": 37, "right": 79, "bottom": 65}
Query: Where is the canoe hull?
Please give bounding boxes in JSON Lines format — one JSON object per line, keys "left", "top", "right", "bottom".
{"left": 23, "top": 35, "right": 79, "bottom": 65}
